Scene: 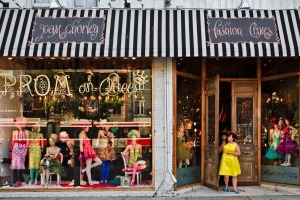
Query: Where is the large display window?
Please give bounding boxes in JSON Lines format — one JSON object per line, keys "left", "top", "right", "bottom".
{"left": 175, "top": 58, "right": 201, "bottom": 187}
{"left": 261, "top": 58, "right": 299, "bottom": 185}
{"left": 0, "top": 57, "right": 153, "bottom": 189}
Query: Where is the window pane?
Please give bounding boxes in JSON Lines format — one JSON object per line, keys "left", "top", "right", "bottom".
{"left": 176, "top": 75, "right": 201, "bottom": 187}
{"left": 0, "top": 57, "right": 152, "bottom": 189}
{"left": 261, "top": 77, "right": 299, "bottom": 185}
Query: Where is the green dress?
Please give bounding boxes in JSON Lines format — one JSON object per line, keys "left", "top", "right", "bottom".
{"left": 128, "top": 147, "right": 142, "bottom": 168}
{"left": 41, "top": 154, "right": 66, "bottom": 176}
{"left": 28, "top": 131, "right": 42, "bottom": 169}
{"left": 177, "top": 136, "right": 191, "bottom": 161}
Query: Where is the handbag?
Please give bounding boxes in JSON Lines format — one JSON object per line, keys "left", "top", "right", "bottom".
{"left": 40, "top": 157, "right": 51, "bottom": 168}
{"left": 136, "top": 157, "right": 146, "bottom": 165}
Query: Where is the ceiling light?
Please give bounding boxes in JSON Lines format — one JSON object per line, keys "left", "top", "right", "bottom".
{"left": 239, "top": 0, "right": 250, "bottom": 9}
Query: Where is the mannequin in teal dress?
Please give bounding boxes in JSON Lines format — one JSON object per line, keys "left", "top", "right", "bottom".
{"left": 264, "top": 124, "right": 284, "bottom": 161}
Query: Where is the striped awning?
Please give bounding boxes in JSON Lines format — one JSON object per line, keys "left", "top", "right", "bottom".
{"left": 0, "top": 8, "right": 299, "bottom": 57}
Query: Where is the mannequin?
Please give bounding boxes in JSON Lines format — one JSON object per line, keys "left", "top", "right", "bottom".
{"left": 10, "top": 117, "right": 29, "bottom": 187}
{"left": 176, "top": 123, "right": 191, "bottom": 168}
{"left": 79, "top": 127, "right": 102, "bottom": 186}
{"left": 122, "top": 130, "right": 146, "bottom": 186}
{"left": 41, "top": 136, "right": 65, "bottom": 187}
{"left": 276, "top": 119, "right": 299, "bottom": 166}
{"left": 28, "top": 125, "right": 44, "bottom": 185}
{"left": 264, "top": 124, "right": 284, "bottom": 161}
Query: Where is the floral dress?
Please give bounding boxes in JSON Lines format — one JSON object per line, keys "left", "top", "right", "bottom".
{"left": 28, "top": 131, "right": 42, "bottom": 169}
{"left": 128, "top": 147, "right": 142, "bottom": 168}
{"left": 11, "top": 130, "right": 28, "bottom": 170}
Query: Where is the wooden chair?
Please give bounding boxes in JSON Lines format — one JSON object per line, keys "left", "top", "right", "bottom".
{"left": 120, "top": 152, "right": 142, "bottom": 185}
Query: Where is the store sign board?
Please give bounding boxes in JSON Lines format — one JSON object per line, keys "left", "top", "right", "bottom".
{"left": 0, "top": 72, "right": 148, "bottom": 98}
{"left": 31, "top": 16, "right": 105, "bottom": 44}
{"left": 207, "top": 16, "right": 280, "bottom": 45}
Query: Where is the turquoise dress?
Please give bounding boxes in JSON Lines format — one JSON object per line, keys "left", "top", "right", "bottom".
{"left": 265, "top": 130, "right": 284, "bottom": 160}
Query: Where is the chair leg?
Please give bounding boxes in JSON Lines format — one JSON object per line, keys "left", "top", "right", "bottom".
{"left": 136, "top": 173, "right": 139, "bottom": 185}
{"left": 57, "top": 174, "right": 60, "bottom": 185}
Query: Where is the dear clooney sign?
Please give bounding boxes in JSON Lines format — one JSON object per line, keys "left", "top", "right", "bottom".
{"left": 207, "top": 16, "right": 279, "bottom": 44}
{"left": 31, "top": 16, "right": 105, "bottom": 43}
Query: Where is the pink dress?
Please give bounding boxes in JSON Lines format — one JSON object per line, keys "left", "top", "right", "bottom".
{"left": 11, "top": 130, "right": 28, "bottom": 170}
{"left": 79, "top": 135, "right": 97, "bottom": 161}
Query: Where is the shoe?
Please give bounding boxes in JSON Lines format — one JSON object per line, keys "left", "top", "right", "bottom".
{"left": 104, "top": 180, "right": 107, "bottom": 184}
{"left": 231, "top": 190, "right": 240, "bottom": 194}
{"left": 130, "top": 180, "right": 135, "bottom": 187}
{"left": 280, "top": 162, "right": 286, "bottom": 166}
{"left": 44, "top": 183, "right": 48, "bottom": 188}
{"left": 285, "top": 163, "right": 291, "bottom": 166}
{"left": 34, "top": 180, "right": 38, "bottom": 185}
{"left": 100, "top": 180, "right": 104, "bottom": 184}
{"left": 223, "top": 188, "right": 229, "bottom": 192}
{"left": 86, "top": 183, "right": 93, "bottom": 186}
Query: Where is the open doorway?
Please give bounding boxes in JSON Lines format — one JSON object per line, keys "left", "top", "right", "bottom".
{"left": 218, "top": 81, "right": 231, "bottom": 186}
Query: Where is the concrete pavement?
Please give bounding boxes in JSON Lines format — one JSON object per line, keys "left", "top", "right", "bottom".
{"left": 0, "top": 184, "right": 300, "bottom": 199}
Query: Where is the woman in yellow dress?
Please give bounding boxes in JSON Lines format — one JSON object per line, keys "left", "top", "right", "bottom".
{"left": 219, "top": 132, "right": 241, "bottom": 194}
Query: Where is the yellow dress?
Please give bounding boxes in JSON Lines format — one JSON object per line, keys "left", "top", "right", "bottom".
{"left": 219, "top": 142, "right": 241, "bottom": 177}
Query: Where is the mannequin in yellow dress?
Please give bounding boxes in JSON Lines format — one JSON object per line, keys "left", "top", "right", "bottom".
{"left": 219, "top": 132, "right": 241, "bottom": 194}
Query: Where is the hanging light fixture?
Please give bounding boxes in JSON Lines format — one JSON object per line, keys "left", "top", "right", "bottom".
{"left": 238, "top": 0, "right": 250, "bottom": 9}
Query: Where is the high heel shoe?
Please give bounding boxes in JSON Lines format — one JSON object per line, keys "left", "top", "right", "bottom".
{"left": 130, "top": 180, "right": 135, "bottom": 187}
{"left": 81, "top": 166, "right": 86, "bottom": 174}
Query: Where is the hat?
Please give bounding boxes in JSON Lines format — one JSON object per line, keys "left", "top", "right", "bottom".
{"left": 128, "top": 130, "right": 141, "bottom": 138}
{"left": 60, "top": 131, "right": 69, "bottom": 142}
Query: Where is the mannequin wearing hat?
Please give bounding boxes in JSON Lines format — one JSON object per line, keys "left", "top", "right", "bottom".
{"left": 10, "top": 117, "right": 29, "bottom": 186}
{"left": 122, "top": 130, "right": 146, "bottom": 186}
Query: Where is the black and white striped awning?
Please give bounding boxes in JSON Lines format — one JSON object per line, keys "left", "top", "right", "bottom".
{"left": 0, "top": 9, "right": 299, "bottom": 57}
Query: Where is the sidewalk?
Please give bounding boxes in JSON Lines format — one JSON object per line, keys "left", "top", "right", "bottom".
{"left": 1, "top": 184, "right": 300, "bottom": 199}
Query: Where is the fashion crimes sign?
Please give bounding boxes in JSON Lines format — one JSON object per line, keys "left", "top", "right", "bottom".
{"left": 31, "top": 16, "right": 105, "bottom": 44}
{"left": 207, "top": 16, "right": 280, "bottom": 45}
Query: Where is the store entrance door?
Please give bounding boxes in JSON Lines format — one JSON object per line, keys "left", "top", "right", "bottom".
{"left": 204, "top": 78, "right": 259, "bottom": 189}
{"left": 204, "top": 75, "right": 220, "bottom": 190}
{"left": 231, "top": 81, "right": 258, "bottom": 185}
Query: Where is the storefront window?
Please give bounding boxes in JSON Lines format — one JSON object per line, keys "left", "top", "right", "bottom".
{"left": 261, "top": 74, "right": 299, "bottom": 185}
{"left": 175, "top": 58, "right": 201, "bottom": 187}
{"left": 0, "top": 57, "right": 152, "bottom": 189}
